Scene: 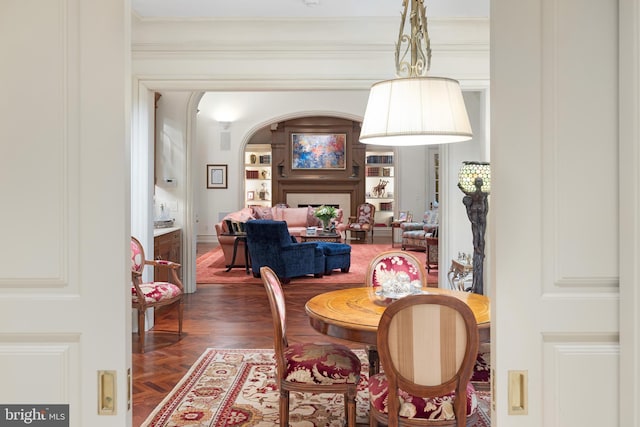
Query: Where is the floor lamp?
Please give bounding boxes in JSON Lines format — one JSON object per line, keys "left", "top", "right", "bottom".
{"left": 457, "top": 161, "right": 490, "bottom": 294}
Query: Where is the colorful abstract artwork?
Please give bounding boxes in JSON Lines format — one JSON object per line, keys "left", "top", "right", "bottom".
{"left": 291, "top": 133, "right": 346, "bottom": 170}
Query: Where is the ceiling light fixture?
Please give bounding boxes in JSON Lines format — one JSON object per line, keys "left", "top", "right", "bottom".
{"left": 360, "top": 0, "right": 473, "bottom": 146}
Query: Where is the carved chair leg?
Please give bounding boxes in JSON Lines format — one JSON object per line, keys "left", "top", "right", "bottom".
{"left": 279, "top": 389, "right": 289, "bottom": 427}
{"left": 137, "top": 309, "right": 146, "bottom": 353}
{"left": 177, "top": 301, "right": 184, "bottom": 336}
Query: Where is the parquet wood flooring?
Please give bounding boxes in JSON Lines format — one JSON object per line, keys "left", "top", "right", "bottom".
{"left": 132, "top": 236, "right": 415, "bottom": 425}
{"left": 132, "top": 243, "right": 365, "bottom": 425}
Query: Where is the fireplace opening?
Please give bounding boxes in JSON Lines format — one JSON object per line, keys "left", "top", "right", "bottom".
{"left": 298, "top": 204, "right": 340, "bottom": 208}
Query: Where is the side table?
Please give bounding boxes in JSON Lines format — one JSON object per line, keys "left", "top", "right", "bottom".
{"left": 448, "top": 259, "right": 473, "bottom": 291}
{"left": 390, "top": 221, "right": 404, "bottom": 247}
{"left": 221, "top": 233, "right": 250, "bottom": 275}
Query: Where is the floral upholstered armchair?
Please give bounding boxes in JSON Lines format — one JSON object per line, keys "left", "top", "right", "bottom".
{"left": 340, "top": 202, "right": 376, "bottom": 243}
{"left": 130, "top": 236, "right": 183, "bottom": 353}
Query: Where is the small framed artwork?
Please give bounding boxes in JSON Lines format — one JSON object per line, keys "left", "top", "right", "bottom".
{"left": 247, "top": 191, "right": 255, "bottom": 200}
{"left": 398, "top": 211, "right": 410, "bottom": 222}
{"left": 291, "top": 133, "right": 346, "bottom": 170}
{"left": 207, "top": 164, "right": 228, "bottom": 189}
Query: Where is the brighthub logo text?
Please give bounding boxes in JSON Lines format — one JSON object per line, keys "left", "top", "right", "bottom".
{"left": 0, "top": 405, "right": 68, "bottom": 426}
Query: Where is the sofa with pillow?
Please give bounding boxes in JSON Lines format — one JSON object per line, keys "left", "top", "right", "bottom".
{"left": 400, "top": 209, "right": 439, "bottom": 251}
{"left": 214, "top": 205, "right": 344, "bottom": 268}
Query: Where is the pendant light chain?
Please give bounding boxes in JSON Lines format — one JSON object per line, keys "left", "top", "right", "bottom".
{"left": 395, "top": 0, "right": 431, "bottom": 78}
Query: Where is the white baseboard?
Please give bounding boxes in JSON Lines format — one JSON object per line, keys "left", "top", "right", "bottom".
{"left": 198, "top": 234, "right": 218, "bottom": 243}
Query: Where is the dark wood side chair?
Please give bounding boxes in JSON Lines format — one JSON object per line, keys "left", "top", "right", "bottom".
{"left": 260, "top": 266, "right": 361, "bottom": 427}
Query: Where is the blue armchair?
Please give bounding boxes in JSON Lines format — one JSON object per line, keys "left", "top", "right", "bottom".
{"left": 245, "top": 219, "right": 325, "bottom": 283}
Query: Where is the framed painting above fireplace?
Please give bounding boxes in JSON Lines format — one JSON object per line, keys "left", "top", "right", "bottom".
{"left": 291, "top": 133, "right": 346, "bottom": 170}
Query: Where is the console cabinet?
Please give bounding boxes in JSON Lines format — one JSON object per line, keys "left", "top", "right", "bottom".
{"left": 153, "top": 228, "right": 181, "bottom": 282}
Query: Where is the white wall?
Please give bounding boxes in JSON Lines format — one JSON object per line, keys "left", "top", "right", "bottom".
{"left": 155, "top": 92, "right": 192, "bottom": 230}
{"left": 446, "top": 91, "right": 487, "bottom": 265}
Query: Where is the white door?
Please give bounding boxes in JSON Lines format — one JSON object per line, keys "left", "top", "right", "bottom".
{"left": 0, "top": 1, "right": 131, "bottom": 426}
{"left": 491, "top": 0, "right": 638, "bottom": 426}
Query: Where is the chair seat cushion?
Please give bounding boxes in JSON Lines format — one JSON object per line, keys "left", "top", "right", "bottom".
{"left": 403, "top": 230, "right": 428, "bottom": 239}
{"left": 283, "top": 343, "right": 361, "bottom": 385}
{"left": 132, "top": 282, "right": 182, "bottom": 304}
{"left": 348, "top": 224, "right": 371, "bottom": 231}
{"left": 368, "top": 373, "right": 478, "bottom": 421}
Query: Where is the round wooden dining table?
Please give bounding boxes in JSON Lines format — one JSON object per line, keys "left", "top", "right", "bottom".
{"left": 305, "top": 287, "right": 491, "bottom": 346}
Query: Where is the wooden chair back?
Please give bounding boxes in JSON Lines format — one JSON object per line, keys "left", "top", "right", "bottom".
{"left": 365, "top": 250, "right": 427, "bottom": 288}
{"left": 260, "top": 266, "right": 289, "bottom": 380}
{"left": 376, "top": 294, "right": 479, "bottom": 427}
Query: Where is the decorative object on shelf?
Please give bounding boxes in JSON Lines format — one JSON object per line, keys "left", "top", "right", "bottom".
{"left": 258, "top": 183, "right": 270, "bottom": 201}
{"left": 457, "top": 161, "right": 490, "bottom": 294}
{"left": 250, "top": 154, "right": 257, "bottom": 164}
{"left": 291, "top": 133, "right": 346, "bottom": 170}
{"left": 314, "top": 205, "right": 338, "bottom": 232}
{"left": 247, "top": 191, "right": 255, "bottom": 201}
{"left": 371, "top": 179, "right": 389, "bottom": 198}
{"left": 261, "top": 170, "right": 270, "bottom": 179}
{"left": 206, "top": 164, "right": 228, "bottom": 189}
{"left": 359, "top": 0, "right": 472, "bottom": 146}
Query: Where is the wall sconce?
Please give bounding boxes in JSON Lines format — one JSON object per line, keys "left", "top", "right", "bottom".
{"left": 458, "top": 161, "right": 490, "bottom": 294}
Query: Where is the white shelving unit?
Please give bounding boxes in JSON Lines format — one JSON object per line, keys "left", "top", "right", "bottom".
{"left": 244, "top": 144, "right": 272, "bottom": 208}
{"left": 365, "top": 150, "right": 395, "bottom": 227}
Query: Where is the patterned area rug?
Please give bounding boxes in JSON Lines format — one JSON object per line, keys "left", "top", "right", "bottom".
{"left": 141, "top": 348, "right": 491, "bottom": 427}
{"left": 196, "top": 244, "right": 439, "bottom": 286}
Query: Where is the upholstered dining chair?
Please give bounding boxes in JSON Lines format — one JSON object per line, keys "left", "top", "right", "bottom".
{"left": 343, "top": 202, "right": 376, "bottom": 243}
{"left": 130, "top": 236, "right": 184, "bottom": 353}
{"left": 260, "top": 266, "right": 362, "bottom": 427}
{"left": 369, "top": 294, "right": 480, "bottom": 427}
{"left": 364, "top": 250, "right": 428, "bottom": 376}
{"left": 365, "top": 250, "right": 428, "bottom": 288}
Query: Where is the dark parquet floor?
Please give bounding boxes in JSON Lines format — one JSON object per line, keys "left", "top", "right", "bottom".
{"left": 132, "top": 240, "right": 389, "bottom": 425}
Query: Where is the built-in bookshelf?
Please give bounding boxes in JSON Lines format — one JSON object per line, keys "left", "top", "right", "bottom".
{"left": 244, "top": 144, "right": 272, "bottom": 208}
{"left": 365, "top": 150, "right": 395, "bottom": 227}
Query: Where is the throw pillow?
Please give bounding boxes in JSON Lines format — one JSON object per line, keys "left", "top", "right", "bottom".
{"left": 252, "top": 206, "right": 273, "bottom": 220}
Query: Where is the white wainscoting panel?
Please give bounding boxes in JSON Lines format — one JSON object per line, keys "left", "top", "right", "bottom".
{"left": 543, "top": 341, "right": 619, "bottom": 426}
{"left": 0, "top": 338, "right": 79, "bottom": 404}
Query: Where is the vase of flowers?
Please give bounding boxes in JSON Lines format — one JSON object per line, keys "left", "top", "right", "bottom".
{"left": 314, "top": 205, "right": 337, "bottom": 232}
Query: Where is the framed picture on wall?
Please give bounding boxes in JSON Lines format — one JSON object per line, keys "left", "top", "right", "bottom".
{"left": 207, "top": 164, "right": 228, "bottom": 189}
{"left": 291, "top": 133, "right": 346, "bottom": 170}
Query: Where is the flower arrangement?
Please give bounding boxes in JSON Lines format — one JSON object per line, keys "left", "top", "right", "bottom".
{"left": 314, "top": 205, "right": 337, "bottom": 229}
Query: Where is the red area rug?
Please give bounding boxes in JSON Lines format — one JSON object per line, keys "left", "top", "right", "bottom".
{"left": 196, "top": 244, "right": 438, "bottom": 285}
{"left": 141, "top": 348, "right": 490, "bottom": 427}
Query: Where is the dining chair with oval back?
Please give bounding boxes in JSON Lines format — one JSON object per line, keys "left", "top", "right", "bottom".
{"left": 260, "top": 266, "right": 362, "bottom": 427}
{"left": 363, "top": 250, "right": 427, "bottom": 376}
